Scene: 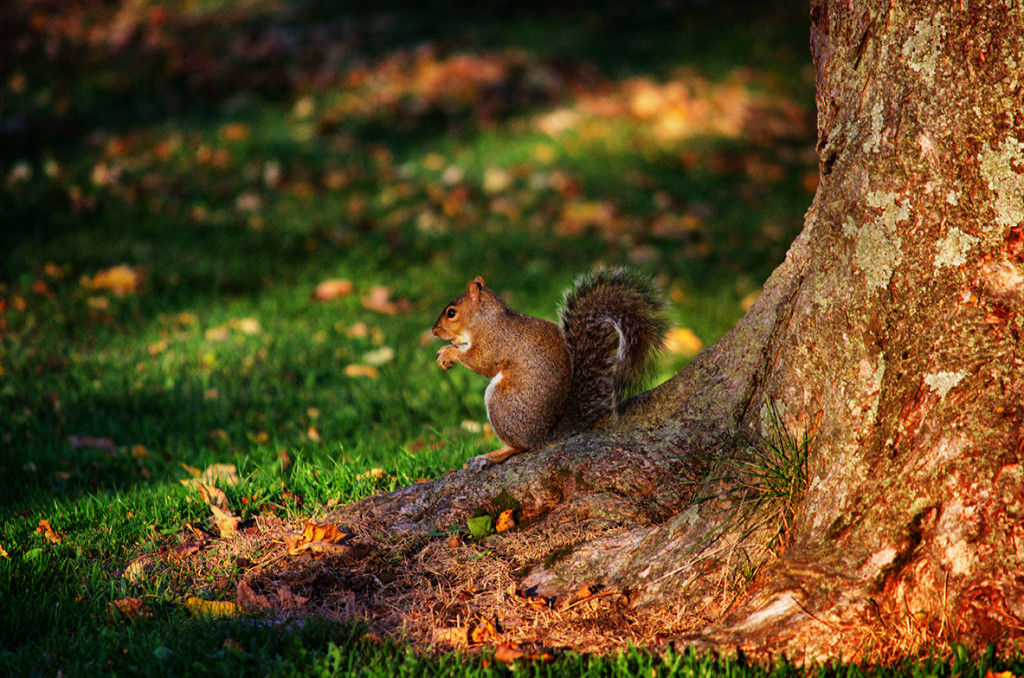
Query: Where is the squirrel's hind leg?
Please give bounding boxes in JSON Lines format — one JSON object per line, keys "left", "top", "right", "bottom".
{"left": 463, "top": 445, "right": 523, "bottom": 471}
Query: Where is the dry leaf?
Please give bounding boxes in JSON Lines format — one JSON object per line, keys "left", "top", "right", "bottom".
{"left": 275, "top": 585, "right": 308, "bottom": 609}
{"left": 185, "top": 596, "right": 240, "bottom": 619}
{"left": 493, "top": 644, "right": 554, "bottom": 663}
{"left": 312, "top": 278, "right": 354, "bottom": 301}
{"left": 123, "top": 556, "right": 155, "bottom": 584}
{"left": 181, "top": 463, "right": 240, "bottom": 488}
{"left": 468, "top": 618, "right": 501, "bottom": 646}
{"left": 37, "top": 519, "right": 64, "bottom": 544}
{"left": 431, "top": 626, "right": 468, "bottom": 647}
{"left": 362, "top": 346, "right": 395, "bottom": 366}
{"left": 81, "top": 264, "right": 141, "bottom": 296}
{"left": 210, "top": 504, "right": 240, "bottom": 538}
{"left": 344, "top": 364, "right": 379, "bottom": 379}
{"left": 110, "top": 596, "right": 151, "bottom": 621}
{"left": 230, "top": 317, "right": 262, "bottom": 335}
{"left": 283, "top": 520, "right": 349, "bottom": 555}
{"left": 196, "top": 482, "right": 229, "bottom": 510}
{"left": 496, "top": 509, "right": 515, "bottom": 533}
{"left": 360, "top": 285, "right": 407, "bottom": 315}
{"left": 236, "top": 580, "right": 271, "bottom": 612}
{"left": 664, "top": 327, "right": 704, "bottom": 358}
{"left": 0, "top": 544, "right": 8, "bottom": 558}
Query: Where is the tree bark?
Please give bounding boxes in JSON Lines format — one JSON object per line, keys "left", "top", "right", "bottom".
{"left": 330, "top": 0, "right": 1024, "bottom": 660}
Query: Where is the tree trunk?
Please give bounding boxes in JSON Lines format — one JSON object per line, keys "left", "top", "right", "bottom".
{"left": 329, "top": 0, "right": 1024, "bottom": 660}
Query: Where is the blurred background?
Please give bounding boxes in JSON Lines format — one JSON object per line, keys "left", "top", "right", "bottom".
{"left": 0, "top": 0, "right": 817, "bottom": 507}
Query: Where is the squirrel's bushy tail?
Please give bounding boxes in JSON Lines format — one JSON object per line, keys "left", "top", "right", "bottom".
{"left": 555, "top": 267, "right": 668, "bottom": 438}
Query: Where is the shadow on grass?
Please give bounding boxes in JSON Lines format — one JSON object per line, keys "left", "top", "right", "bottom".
{"left": 0, "top": 0, "right": 815, "bottom": 505}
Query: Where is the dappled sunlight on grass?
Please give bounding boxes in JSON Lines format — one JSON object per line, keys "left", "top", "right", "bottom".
{"left": 1, "top": 0, "right": 821, "bottom": 672}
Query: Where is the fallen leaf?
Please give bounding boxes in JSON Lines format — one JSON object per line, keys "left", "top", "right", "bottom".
{"left": 0, "top": 544, "right": 8, "bottom": 558}
{"left": 181, "top": 463, "right": 240, "bottom": 488}
{"left": 362, "top": 346, "right": 395, "bottom": 366}
{"left": 36, "top": 519, "right": 64, "bottom": 544}
{"left": 236, "top": 580, "right": 271, "bottom": 612}
{"left": 275, "top": 585, "right": 308, "bottom": 609}
{"left": 110, "top": 596, "right": 151, "bottom": 621}
{"left": 467, "top": 515, "right": 494, "bottom": 539}
{"left": 283, "top": 520, "right": 349, "bottom": 555}
{"left": 123, "top": 555, "right": 155, "bottom": 584}
{"left": 196, "top": 482, "right": 229, "bottom": 510}
{"left": 344, "top": 364, "right": 379, "bottom": 378}
{"left": 185, "top": 596, "right": 240, "bottom": 619}
{"left": 361, "top": 285, "right": 409, "bottom": 315}
{"left": 81, "top": 264, "right": 141, "bottom": 296}
{"left": 204, "top": 326, "right": 230, "bottom": 341}
{"left": 469, "top": 618, "right": 501, "bottom": 646}
{"left": 432, "top": 626, "right": 468, "bottom": 647}
{"left": 664, "top": 327, "right": 704, "bottom": 358}
{"left": 312, "top": 278, "right": 354, "bottom": 301}
{"left": 210, "top": 504, "right": 240, "bottom": 538}
{"left": 230, "top": 317, "right": 262, "bottom": 335}
{"left": 495, "top": 509, "right": 515, "bottom": 533}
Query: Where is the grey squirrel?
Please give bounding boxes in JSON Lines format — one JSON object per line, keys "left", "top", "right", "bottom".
{"left": 432, "top": 268, "right": 667, "bottom": 464}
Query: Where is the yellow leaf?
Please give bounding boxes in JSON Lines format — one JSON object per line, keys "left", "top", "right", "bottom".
{"left": 185, "top": 596, "right": 239, "bottom": 619}
{"left": 81, "top": 264, "right": 141, "bottom": 296}
{"left": 496, "top": 509, "right": 515, "bottom": 533}
{"left": 665, "top": 327, "right": 704, "bottom": 358}
{"left": 344, "top": 364, "right": 379, "bottom": 379}
{"left": 210, "top": 505, "right": 240, "bottom": 538}
{"left": 0, "top": 544, "right": 8, "bottom": 558}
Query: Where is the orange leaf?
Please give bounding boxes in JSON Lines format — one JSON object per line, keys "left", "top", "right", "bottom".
{"left": 496, "top": 509, "right": 515, "bottom": 533}
{"left": 468, "top": 618, "right": 500, "bottom": 646}
{"left": 284, "top": 521, "right": 349, "bottom": 555}
{"left": 37, "top": 519, "right": 64, "bottom": 544}
{"left": 312, "top": 278, "right": 354, "bottom": 301}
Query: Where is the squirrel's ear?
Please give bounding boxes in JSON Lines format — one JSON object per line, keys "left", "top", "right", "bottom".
{"left": 466, "top": 277, "right": 483, "bottom": 306}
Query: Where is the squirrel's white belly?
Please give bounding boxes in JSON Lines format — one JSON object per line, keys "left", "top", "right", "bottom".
{"left": 484, "top": 370, "right": 503, "bottom": 426}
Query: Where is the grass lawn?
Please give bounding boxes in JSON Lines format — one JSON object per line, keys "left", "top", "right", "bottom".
{"left": 2, "top": 0, "right": 1019, "bottom": 675}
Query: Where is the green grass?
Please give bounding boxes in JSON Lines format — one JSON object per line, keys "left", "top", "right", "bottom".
{"left": 3, "top": 0, "right": 1014, "bottom": 675}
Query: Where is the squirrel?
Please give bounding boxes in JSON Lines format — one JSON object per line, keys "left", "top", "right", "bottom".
{"left": 432, "top": 267, "right": 667, "bottom": 465}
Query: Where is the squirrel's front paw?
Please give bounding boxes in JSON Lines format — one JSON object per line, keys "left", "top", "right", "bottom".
{"left": 436, "top": 345, "right": 458, "bottom": 370}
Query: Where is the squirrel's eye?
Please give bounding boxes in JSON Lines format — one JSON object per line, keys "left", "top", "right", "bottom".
{"left": 445, "top": 307, "right": 457, "bottom": 319}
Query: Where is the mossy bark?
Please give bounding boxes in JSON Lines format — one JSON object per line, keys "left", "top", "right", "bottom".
{"left": 331, "top": 0, "right": 1024, "bottom": 660}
